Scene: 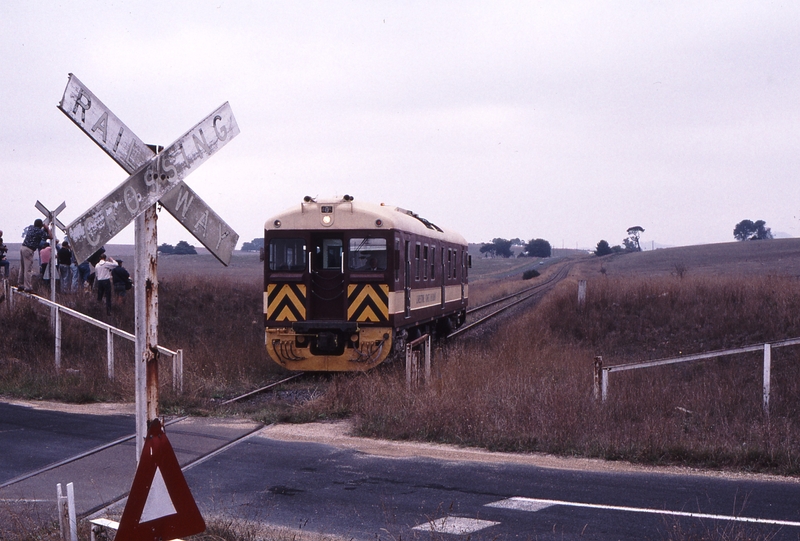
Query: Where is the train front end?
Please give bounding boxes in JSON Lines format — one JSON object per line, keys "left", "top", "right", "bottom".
{"left": 264, "top": 196, "right": 394, "bottom": 371}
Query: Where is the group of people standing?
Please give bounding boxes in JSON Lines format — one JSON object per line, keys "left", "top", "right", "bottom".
{"left": 7, "top": 218, "right": 131, "bottom": 315}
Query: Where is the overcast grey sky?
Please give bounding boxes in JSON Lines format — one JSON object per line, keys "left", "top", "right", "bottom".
{"left": 2, "top": 1, "right": 799, "bottom": 251}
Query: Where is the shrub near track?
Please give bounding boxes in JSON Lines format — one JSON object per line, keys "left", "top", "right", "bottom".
{"left": 314, "top": 275, "right": 800, "bottom": 475}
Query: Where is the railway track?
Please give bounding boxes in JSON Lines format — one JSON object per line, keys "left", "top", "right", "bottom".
{"left": 448, "top": 260, "right": 573, "bottom": 339}
{"left": 219, "top": 260, "right": 574, "bottom": 404}
{"left": 219, "top": 372, "right": 307, "bottom": 406}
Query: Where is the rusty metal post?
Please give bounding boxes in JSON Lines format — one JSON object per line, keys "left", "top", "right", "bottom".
{"left": 593, "top": 356, "right": 603, "bottom": 401}
{"left": 763, "top": 343, "right": 771, "bottom": 416}
{"left": 134, "top": 205, "right": 159, "bottom": 460}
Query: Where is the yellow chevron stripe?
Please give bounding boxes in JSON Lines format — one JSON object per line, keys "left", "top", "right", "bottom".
{"left": 267, "top": 284, "right": 306, "bottom": 321}
{"left": 357, "top": 306, "right": 381, "bottom": 322}
{"left": 347, "top": 284, "right": 389, "bottom": 321}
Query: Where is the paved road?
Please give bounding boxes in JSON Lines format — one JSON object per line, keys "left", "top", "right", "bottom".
{"left": 0, "top": 402, "right": 134, "bottom": 484}
{"left": 2, "top": 401, "right": 800, "bottom": 540}
{"left": 187, "top": 427, "right": 800, "bottom": 540}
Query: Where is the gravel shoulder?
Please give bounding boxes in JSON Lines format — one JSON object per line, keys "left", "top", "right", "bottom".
{"left": 260, "top": 420, "right": 800, "bottom": 485}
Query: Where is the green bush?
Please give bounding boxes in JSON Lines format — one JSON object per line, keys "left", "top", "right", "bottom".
{"left": 522, "top": 268, "right": 540, "bottom": 280}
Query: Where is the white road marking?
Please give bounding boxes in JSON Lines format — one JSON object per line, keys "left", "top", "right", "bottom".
{"left": 486, "top": 497, "right": 800, "bottom": 528}
{"left": 412, "top": 516, "right": 500, "bottom": 534}
{"left": 486, "top": 498, "right": 555, "bottom": 512}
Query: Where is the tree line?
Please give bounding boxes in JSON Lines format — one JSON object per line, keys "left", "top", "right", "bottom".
{"left": 479, "top": 237, "right": 552, "bottom": 258}
{"left": 594, "top": 219, "right": 774, "bottom": 257}
{"left": 594, "top": 226, "right": 645, "bottom": 256}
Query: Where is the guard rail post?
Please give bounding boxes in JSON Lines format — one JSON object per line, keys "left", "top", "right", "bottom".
{"left": 424, "top": 334, "right": 431, "bottom": 383}
{"left": 2, "top": 278, "right": 8, "bottom": 313}
{"left": 406, "top": 334, "right": 431, "bottom": 389}
{"left": 107, "top": 328, "right": 115, "bottom": 380}
{"left": 593, "top": 356, "right": 603, "bottom": 401}
{"left": 763, "top": 343, "right": 771, "bottom": 416}
{"left": 578, "top": 280, "right": 587, "bottom": 310}
{"left": 173, "top": 349, "right": 184, "bottom": 393}
{"left": 55, "top": 306, "right": 62, "bottom": 372}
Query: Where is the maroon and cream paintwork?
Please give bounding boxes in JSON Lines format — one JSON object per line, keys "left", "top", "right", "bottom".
{"left": 264, "top": 196, "right": 468, "bottom": 371}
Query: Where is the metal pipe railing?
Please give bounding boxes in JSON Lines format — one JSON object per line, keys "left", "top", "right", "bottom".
{"left": 4, "top": 280, "right": 183, "bottom": 391}
{"left": 593, "top": 338, "right": 800, "bottom": 415}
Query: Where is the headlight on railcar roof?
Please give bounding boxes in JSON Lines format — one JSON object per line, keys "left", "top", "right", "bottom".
{"left": 375, "top": 219, "right": 383, "bottom": 227}
{"left": 322, "top": 215, "right": 332, "bottom": 225}
{"left": 274, "top": 220, "right": 281, "bottom": 228}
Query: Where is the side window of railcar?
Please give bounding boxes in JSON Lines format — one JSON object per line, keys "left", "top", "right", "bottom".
{"left": 348, "top": 237, "right": 387, "bottom": 271}
{"left": 269, "top": 238, "right": 307, "bottom": 271}
{"left": 415, "top": 243, "right": 421, "bottom": 281}
{"left": 394, "top": 238, "right": 400, "bottom": 282}
{"left": 430, "top": 246, "right": 436, "bottom": 280}
{"left": 423, "top": 245, "right": 429, "bottom": 280}
{"left": 447, "top": 249, "right": 452, "bottom": 280}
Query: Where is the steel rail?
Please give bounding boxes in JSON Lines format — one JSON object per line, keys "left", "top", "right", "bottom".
{"left": 448, "top": 263, "right": 572, "bottom": 339}
{"left": 219, "top": 372, "right": 307, "bottom": 405}
{"left": 466, "top": 282, "right": 541, "bottom": 315}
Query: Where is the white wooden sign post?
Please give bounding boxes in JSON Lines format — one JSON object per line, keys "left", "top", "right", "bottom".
{"left": 34, "top": 200, "right": 66, "bottom": 326}
{"left": 58, "top": 75, "right": 240, "bottom": 458}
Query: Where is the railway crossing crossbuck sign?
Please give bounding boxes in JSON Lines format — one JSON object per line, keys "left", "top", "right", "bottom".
{"left": 58, "top": 74, "right": 240, "bottom": 265}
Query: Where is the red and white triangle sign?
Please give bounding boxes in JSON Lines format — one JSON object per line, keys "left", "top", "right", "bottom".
{"left": 115, "top": 419, "right": 205, "bottom": 541}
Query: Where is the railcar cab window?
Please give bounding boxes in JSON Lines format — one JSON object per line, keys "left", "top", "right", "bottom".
{"left": 269, "top": 238, "right": 306, "bottom": 271}
{"left": 348, "top": 237, "right": 387, "bottom": 271}
{"left": 314, "top": 238, "right": 343, "bottom": 271}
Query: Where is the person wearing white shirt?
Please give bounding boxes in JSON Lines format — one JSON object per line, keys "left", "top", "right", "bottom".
{"left": 95, "top": 254, "right": 117, "bottom": 314}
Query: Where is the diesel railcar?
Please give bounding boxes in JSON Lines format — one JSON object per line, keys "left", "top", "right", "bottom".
{"left": 263, "top": 195, "right": 469, "bottom": 371}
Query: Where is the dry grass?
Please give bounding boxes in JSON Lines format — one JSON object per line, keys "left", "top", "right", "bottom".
{"left": 0, "top": 507, "right": 343, "bottom": 541}
{"left": 4, "top": 245, "right": 800, "bottom": 477}
{"left": 311, "top": 273, "right": 800, "bottom": 475}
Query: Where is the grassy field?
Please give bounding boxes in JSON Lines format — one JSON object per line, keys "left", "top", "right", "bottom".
{"left": 4, "top": 239, "right": 800, "bottom": 478}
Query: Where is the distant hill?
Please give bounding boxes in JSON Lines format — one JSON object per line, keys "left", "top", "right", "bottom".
{"left": 573, "top": 238, "right": 800, "bottom": 279}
